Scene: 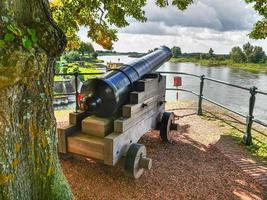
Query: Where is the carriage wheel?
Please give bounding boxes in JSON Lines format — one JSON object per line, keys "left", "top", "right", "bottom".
{"left": 160, "top": 112, "right": 175, "bottom": 142}
{"left": 124, "top": 143, "right": 152, "bottom": 179}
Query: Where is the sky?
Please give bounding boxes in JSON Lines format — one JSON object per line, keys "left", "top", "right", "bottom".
{"left": 78, "top": 0, "right": 267, "bottom": 54}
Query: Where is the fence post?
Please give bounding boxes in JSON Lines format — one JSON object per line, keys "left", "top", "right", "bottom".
{"left": 198, "top": 75, "right": 205, "bottom": 115}
{"left": 243, "top": 86, "right": 257, "bottom": 146}
{"left": 74, "top": 72, "right": 79, "bottom": 113}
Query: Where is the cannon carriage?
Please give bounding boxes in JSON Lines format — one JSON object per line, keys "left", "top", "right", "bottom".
{"left": 57, "top": 46, "right": 176, "bottom": 179}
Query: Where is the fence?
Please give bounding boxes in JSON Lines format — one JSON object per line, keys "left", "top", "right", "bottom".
{"left": 54, "top": 71, "right": 267, "bottom": 146}
{"left": 158, "top": 71, "right": 267, "bottom": 146}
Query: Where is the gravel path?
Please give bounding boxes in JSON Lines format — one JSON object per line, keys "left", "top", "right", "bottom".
{"left": 60, "top": 101, "right": 266, "bottom": 200}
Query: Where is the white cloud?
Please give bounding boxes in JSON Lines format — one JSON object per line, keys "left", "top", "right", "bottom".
{"left": 77, "top": 0, "right": 267, "bottom": 54}
{"left": 108, "top": 31, "right": 267, "bottom": 54}
{"left": 121, "top": 0, "right": 258, "bottom": 34}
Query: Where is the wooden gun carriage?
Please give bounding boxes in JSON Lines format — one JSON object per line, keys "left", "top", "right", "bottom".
{"left": 57, "top": 47, "right": 176, "bottom": 179}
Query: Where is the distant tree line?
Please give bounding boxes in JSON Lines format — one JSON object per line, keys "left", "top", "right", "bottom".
{"left": 171, "top": 43, "right": 266, "bottom": 64}
{"left": 230, "top": 43, "right": 266, "bottom": 63}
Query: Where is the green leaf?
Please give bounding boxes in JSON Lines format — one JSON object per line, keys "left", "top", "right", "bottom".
{"left": 1, "top": 16, "right": 9, "bottom": 23}
{"left": 0, "top": 40, "right": 5, "bottom": 48}
{"left": 27, "top": 28, "right": 36, "bottom": 36}
{"left": 7, "top": 24, "right": 22, "bottom": 36}
{"left": 31, "top": 34, "right": 38, "bottom": 43}
{"left": 4, "top": 33, "right": 15, "bottom": 42}
{"left": 27, "top": 28, "right": 38, "bottom": 43}
{"left": 22, "top": 37, "right": 32, "bottom": 49}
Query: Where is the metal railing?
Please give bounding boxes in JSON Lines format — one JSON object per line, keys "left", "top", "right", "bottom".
{"left": 54, "top": 72, "right": 104, "bottom": 112}
{"left": 54, "top": 71, "right": 267, "bottom": 146}
{"left": 158, "top": 71, "right": 267, "bottom": 146}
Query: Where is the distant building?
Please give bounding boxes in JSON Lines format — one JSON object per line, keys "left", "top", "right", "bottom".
{"left": 107, "top": 62, "right": 124, "bottom": 69}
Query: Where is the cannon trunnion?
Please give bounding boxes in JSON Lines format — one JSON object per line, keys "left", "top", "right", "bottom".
{"left": 80, "top": 46, "right": 172, "bottom": 117}
{"left": 57, "top": 47, "right": 177, "bottom": 179}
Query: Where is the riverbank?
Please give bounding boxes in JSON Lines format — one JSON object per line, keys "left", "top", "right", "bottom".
{"left": 171, "top": 57, "right": 267, "bottom": 73}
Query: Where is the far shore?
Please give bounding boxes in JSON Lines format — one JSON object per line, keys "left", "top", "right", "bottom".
{"left": 170, "top": 57, "right": 267, "bottom": 73}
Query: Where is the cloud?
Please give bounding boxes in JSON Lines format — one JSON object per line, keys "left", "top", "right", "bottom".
{"left": 78, "top": 0, "right": 267, "bottom": 54}
{"left": 120, "top": 0, "right": 259, "bottom": 35}
{"left": 108, "top": 32, "right": 267, "bottom": 54}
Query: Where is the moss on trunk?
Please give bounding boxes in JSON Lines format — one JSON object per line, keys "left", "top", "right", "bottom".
{"left": 0, "top": 0, "right": 72, "bottom": 199}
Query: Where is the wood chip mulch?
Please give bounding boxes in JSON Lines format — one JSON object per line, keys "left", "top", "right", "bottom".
{"left": 60, "top": 101, "right": 266, "bottom": 200}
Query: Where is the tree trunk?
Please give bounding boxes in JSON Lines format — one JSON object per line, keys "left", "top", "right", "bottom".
{"left": 0, "top": 0, "right": 72, "bottom": 199}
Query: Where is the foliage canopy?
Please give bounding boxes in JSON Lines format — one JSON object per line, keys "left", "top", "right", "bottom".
{"left": 230, "top": 43, "right": 266, "bottom": 63}
{"left": 245, "top": 0, "right": 267, "bottom": 39}
{"left": 49, "top": 0, "right": 194, "bottom": 50}
{"left": 171, "top": 46, "right": 182, "bottom": 58}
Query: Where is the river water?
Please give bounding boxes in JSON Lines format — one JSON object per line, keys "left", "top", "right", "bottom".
{"left": 100, "top": 55, "right": 267, "bottom": 123}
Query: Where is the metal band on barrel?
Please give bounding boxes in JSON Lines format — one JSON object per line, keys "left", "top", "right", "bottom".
{"left": 111, "top": 68, "right": 135, "bottom": 91}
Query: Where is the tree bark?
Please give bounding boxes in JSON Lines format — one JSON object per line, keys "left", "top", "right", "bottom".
{"left": 0, "top": 0, "right": 72, "bottom": 199}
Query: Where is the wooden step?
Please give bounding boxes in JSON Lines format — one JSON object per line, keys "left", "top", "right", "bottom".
{"left": 115, "top": 96, "right": 165, "bottom": 133}
{"left": 130, "top": 76, "right": 166, "bottom": 104}
{"left": 135, "top": 78, "right": 156, "bottom": 92}
{"left": 69, "top": 111, "right": 90, "bottom": 127}
{"left": 123, "top": 94, "right": 165, "bottom": 118}
{"left": 82, "top": 116, "right": 113, "bottom": 137}
{"left": 67, "top": 133, "right": 105, "bottom": 160}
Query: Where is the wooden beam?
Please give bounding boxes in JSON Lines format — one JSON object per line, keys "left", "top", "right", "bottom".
{"left": 82, "top": 116, "right": 114, "bottom": 137}
{"left": 57, "top": 125, "right": 77, "bottom": 153}
{"left": 69, "top": 111, "right": 90, "bottom": 129}
{"left": 130, "top": 76, "right": 166, "bottom": 104}
{"left": 135, "top": 78, "right": 155, "bottom": 92}
{"left": 123, "top": 93, "right": 165, "bottom": 118}
{"left": 67, "top": 133, "right": 105, "bottom": 160}
{"left": 115, "top": 97, "right": 164, "bottom": 133}
{"left": 104, "top": 106, "right": 163, "bottom": 166}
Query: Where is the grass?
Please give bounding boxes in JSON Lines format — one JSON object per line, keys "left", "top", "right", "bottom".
{"left": 171, "top": 57, "right": 267, "bottom": 73}
{"left": 54, "top": 76, "right": 67, "bottom": 81}
{"left": 226, "top": 128, "right": 267, "bottom": 164}
{"left": 201, "top": 109, "right": 267, "bottom": 164}
{"left": 54, "top": 55, "right": 105, "bottom": 81}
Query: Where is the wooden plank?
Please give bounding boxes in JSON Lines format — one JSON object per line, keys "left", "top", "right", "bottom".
{"left": 82, "top": 116, "right": 114, "bottom": 137}
{"left": 57, "top": 124, "right": 77, "bottom": 153}
{"left": 67, "top": 133, "right": 105, "bottom": 160}
{"left": 104, "top": 106, "right": 164, "bottom": 166}
{"left": 135, "top": 78, "right": 156, "bottom": 92}
{"left": 130, "top": 76, "right": 166, "bottom": 104}
{"left": 123, "top": 92, "right": 165, "bottom": 118}
{"left": 69, "top": 111, "right": 90, "bottom": 129}
{"left": 115, "top": 96, "right": 165, "bottom": 133}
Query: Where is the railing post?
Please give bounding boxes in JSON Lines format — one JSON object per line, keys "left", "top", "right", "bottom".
{"left": 243, "top": 86, "right": 257, "bottom": 146}
{"left": 74, "top": 72, "right": 79, "bottom": 113}
{"left": 198, "top": 75, "right": 205, "bottom": 115}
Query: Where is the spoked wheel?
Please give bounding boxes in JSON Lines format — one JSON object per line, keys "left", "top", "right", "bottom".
{"left": 160, "top": 112, "right": 175, "bottom": 142}
{"left": 124, "top": 143, "right": 152, "bottom": 179}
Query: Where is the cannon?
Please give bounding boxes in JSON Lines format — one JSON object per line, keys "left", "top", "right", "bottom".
{"left": 57, "top": 46, "right": 177, "bottom": 179}
{"left": 80, "top": 46, "right": 172, "bottom": 117}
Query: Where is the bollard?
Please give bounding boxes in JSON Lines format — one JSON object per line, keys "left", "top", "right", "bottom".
{"left": 197, "top": 75, "right": 205, "bottom": 115}
{"left": 243, "top": 86, "right": 257, "bottom": 146}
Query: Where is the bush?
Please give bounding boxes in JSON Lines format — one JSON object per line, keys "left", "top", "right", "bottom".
{"left": 91, "top": 52, "right": 98, "bottom": 59}
{"left": 62, "top": 51, "right": 81, "bottom": 62}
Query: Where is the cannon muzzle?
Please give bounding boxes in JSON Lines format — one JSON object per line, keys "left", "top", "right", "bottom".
{"left": 81, "top": 46, "right": 172, "bottom": 117}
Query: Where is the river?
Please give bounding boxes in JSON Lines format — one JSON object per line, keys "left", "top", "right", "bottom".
{"left": 100, "top": 55, "right": 267, "bottom": 123}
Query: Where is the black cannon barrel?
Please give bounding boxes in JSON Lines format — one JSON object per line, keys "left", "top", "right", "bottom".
{"left": 81, "top": 46, "right": 172, "bottom": 117}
